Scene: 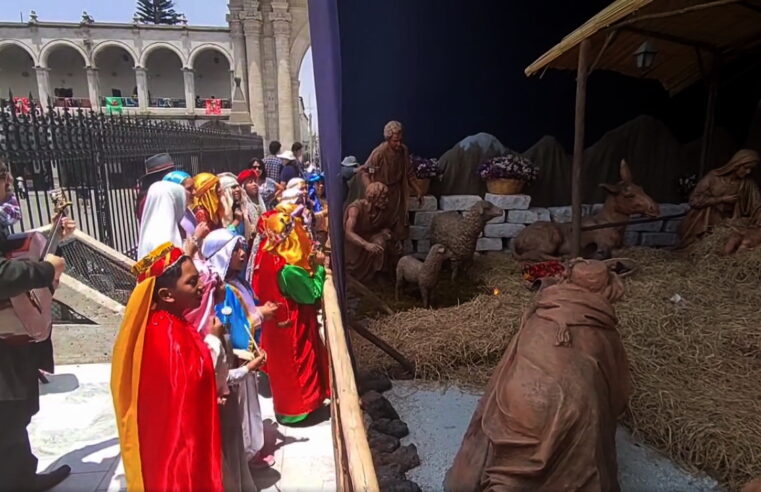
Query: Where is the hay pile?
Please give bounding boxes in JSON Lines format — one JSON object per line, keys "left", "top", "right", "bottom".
{"left": 353, "top": 229, "right": 761, "bottom": 489}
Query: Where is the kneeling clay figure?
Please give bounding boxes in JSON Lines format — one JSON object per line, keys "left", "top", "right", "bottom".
{"left": 444, "top": 259, "right": 630, "bottom": 492}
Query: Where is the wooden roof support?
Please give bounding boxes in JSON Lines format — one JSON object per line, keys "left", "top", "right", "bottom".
{"left": 620, "top": 25, "right": 718, "bottom": 52}
{"left": 572, "top": 39, "right": 591, "bottom": 258}
{"left": 589, "top": 30, "right": 619, "bottom": 74}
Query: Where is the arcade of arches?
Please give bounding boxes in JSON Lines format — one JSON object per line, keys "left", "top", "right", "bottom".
{"left": 0, "top": 0, "right": 311, "bottom": 143}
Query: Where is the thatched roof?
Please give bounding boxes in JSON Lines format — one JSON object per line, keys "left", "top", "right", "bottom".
{"left": 525, "top": 0, "right": 761, "bottom": 94}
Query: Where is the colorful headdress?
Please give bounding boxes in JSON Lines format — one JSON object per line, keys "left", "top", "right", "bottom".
{"left": 132, "top": 242, "right": 185, "bottom": 283}
{"left": 192, "top": 172, "right": 221, "bottom": 225}
{"left": 237, "top": 168, "right": 260, "bottom": 185}
{"left": 163, "top": 170, "right": 191, "bottom": 185}
{"left": 257, "top": 209, "right": 313, "bottom": 272}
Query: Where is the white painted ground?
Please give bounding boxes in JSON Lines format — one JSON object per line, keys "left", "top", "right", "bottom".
{"left": 386, "top": 380, "right": 724, "bottom": 492}
{"left": 28, "top": 363, "right": 335, "bottom": 492}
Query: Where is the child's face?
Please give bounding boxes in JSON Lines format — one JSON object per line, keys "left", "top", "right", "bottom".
{"left": 228, "top": 244, "right": 247, "bottom": 274}
{"left": 163, "top": 259, "right": 203, "bottom": 311}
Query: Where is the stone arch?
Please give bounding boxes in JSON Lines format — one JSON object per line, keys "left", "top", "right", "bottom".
{"left": 39, "top": 39, "right": 90, "bottom": 68}
{"left": 139, "top": 42, "right": 187, "bottom": 68}
{"left": 0, "top": 40, "right": 39, "bottom": 67}
{"left": 290, "top": 21, "right": 311, "bottom": 76}
{"left": 188, "top": 44, "right": 234, "bottom": 69}
{"left": 92, "top": 41, "right": 138, "bottom": 68}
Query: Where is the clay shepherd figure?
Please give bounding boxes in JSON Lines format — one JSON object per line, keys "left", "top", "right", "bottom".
{"left": 358, "top": 121, "right": 422, "bottom": 244}
{"left": 344, "top": 182, "right": 393, "bottom": 281}
{"left": 444, "top": 259, "right": 631, "bottom": 492}
{"left": 678, "top": 149, "right": 761, "bottom": 248}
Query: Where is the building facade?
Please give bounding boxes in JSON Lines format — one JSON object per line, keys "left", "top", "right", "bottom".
{"left": 0, "top": 0, "right": 310, "bottom": 144}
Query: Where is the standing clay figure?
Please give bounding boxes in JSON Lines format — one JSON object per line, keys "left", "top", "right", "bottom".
{"left": 513, "top": 160, "right": 659, "bottom": 261}
{"left": 344, "top": 182, "right": 394, "bottom": 281}
{"left": 430, "top": 200, "right": 503, "bottom": 280}
{"left": 444, "top": 259, "right": 630, "bottom": 492}
{"left": 358, "top": 121, "right": 422, "bottom": 246}
{"left": 678, "top": 149, "right": 761, "bottom": 248}
{"left": 395, "top": 244, "right": 452, "bottom": 308}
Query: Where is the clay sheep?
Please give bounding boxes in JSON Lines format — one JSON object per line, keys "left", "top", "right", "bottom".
{"left": 430, "top": 200, "right": 503, "bottom": 279}
{"left": 395, "top": 244, "right": 452, "bottom": 308}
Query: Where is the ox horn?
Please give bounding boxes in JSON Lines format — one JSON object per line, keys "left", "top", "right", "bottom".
{"left": 619, "top": 159, "right": 633, "bottom": 183}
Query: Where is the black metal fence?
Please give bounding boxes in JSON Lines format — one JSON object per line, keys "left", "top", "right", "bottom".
{"left": 0, "top": 97, "right": 263, "bottom": 257}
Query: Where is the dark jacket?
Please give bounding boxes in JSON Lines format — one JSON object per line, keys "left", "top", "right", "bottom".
{"left": 0, "top": 252, "right": 56, "bottom": 403}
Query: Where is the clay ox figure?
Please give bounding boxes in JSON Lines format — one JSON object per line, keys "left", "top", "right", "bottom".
{"left": 445, "top": 259, "right": 631, "bottom": 492}
{"left": 344, "top": 182, "right": 394, "bottom": 281}
{"left": 513, "top": 160, "right": 659, "bottom": 261}
{"left": 358, "top": 121, "right": 423, "bottom": 247}
{"left": 395, "top": 244, "right": 452, "bottom": 308}
{"left": 678, "top": 149, "right": 761, "bottom": 249}
{"left": 430, "top": 200, "right": 503, "bottom": 279}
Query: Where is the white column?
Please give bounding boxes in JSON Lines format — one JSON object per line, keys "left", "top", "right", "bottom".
{"left": 86, "top": 67, "right": 100, "bottom": 109}
{"left": 183, "top": 68, "right": 196, "bottom": 114}
{"left": 273, "top": 18, "right": 294, "bottom": 146}
{"left": 135, "top": 67, "right": 149, "bottom": 112}
{"left": 34, "top": 67, "right": 51, "bottom": 107}
{"left": 291, "top": 76, "right": 301, "bottom": 143}
{"left": 244, "top": 17, "right": 267, "bottom": 138}
{"left": 230, "top": 18, "right": 248, "bottom": 97}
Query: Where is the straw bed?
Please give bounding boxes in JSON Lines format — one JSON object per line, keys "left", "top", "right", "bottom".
{"left": 353, "top": 230, "right": 761, "bottom": 489}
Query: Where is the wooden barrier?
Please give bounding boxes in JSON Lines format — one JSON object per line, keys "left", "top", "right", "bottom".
{"left": 323, "top": 272, "right": 380, "bottom": 492}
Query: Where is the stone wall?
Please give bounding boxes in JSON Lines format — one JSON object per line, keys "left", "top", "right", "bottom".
{"left": 404, "top": 193, "right": 688, "bottom": 255}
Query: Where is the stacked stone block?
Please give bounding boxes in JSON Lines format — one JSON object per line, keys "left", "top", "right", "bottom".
{"left": 404, "top": 194, "right": 688, "bottom": 255}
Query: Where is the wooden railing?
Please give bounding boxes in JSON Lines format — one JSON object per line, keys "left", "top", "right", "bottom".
{"left": 323, "top": 273, "right": 380, "bottom": 492}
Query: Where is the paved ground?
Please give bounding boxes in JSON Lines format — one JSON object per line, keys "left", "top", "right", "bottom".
{"left": 28, "top": 363, "right": 335, "bottom": 492}
{"left": 386, "top": 380, "right": 724, "bottom": 492}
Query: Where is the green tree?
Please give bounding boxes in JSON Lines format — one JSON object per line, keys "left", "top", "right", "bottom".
{"left": 135, "top": 0, "right": 184, "bottom": 25}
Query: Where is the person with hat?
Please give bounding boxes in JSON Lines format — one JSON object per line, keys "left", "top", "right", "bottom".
{"left": 135, "top": 153, "right": 176, "bottom": 222}
{"left": 237, "top": 168, "right": 267, "bottom": 243}
{"left": 111, "top": 243, "right": 224, "bottom": 492}
{"left": 192, "top": 173, "right": 224, "bottom": 232}
{"left": 341, "top": 155, "right": 359, "bottom": 192}
{"left": 163, "top": 170, "right": 198, "bottom": 239}
{"left": 278, "top": 150, "right": 303, "bottom": 186}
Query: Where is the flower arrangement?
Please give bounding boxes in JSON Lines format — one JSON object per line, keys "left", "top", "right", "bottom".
{"left": 478, "top": 153, "right": 539, "bottom": 183}
{"left": 410, "top": 155, "right": 442, "bottom": 180}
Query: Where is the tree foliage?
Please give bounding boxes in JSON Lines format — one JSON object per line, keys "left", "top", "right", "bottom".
{"left": 135, "top": 0, "right": 184, "bottom": 25}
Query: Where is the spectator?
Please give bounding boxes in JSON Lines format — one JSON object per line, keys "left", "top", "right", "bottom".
{"left": 291, "top": 142, "right": 304, "bottom": 167}
{"left": 278, "top": 151, "right": 302, "bottom": 186}
{"left": 263, "top": 141, "right": 283, "bottom": 182}
{"left": 341, "top": 155, "right": 359, "bottom": 197}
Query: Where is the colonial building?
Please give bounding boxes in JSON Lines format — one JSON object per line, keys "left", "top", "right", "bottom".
{"left": 0, "top": 0, "right": 310, "bottom": 143}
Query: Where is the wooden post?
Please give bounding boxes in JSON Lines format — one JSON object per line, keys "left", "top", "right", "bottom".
{"left": 699, "top": 72, "right": 719, "bottom": 176}
{"left": 571, "top": 39, "right": 591, "bottom": 258}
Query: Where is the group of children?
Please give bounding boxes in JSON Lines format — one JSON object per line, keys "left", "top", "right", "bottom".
{"left": 111, "top": 151, "right": 330, "bottom": 491}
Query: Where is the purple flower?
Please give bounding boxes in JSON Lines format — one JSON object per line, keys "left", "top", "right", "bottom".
{"left": 478, "top": 153, "right": 538, "bottom": 183}
{"left": 410, "top": 155, "right": 443, "bottom": 179}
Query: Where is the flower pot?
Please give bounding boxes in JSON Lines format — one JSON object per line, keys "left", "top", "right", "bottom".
{"left": 414, "top": 177, "right": 431, "bottom": 196}
{"left": 486, "top": 178, "right": 524, "bottom": 195}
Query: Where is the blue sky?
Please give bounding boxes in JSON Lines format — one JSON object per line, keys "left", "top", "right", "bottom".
{"left": 1, "top": 0, "right": 317, "bottom": 129}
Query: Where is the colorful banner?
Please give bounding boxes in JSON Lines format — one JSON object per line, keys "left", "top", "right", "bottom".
{"left": 204, "top": 98, "right": 221, "bottom": 115}
{"left": 105, "top": 97, "right": 123, "bottom": 114}
{"left": 13, "top": 97, "right": 30, "bottom": 115}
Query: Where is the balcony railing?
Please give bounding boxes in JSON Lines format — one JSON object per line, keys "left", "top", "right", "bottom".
{"left": 148, "top": 97, "right": 186, "bottom": 108}
{"left": 196, "top": 98, "right": 232, "bottom": 109}
{"left": 53, "top": 97, "right": 92, "bottom": 109}
{"left": 100, "top": 97, "right": 140, "bottom": 108}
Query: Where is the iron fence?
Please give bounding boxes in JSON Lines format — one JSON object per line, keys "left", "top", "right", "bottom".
{"left": 0, "top": 96, "right": 263, "bottom": 258}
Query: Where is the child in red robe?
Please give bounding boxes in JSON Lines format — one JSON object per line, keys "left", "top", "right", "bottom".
{"left": 111, "top": 243, "right": 223, "bottom": 492}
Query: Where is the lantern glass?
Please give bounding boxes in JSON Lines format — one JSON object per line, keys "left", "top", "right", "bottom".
{"left": 634, "top": 40, "right": 657, "bottom": 70}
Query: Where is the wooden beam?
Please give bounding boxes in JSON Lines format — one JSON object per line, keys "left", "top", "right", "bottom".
{"left": 739, "top": 1, "right": 761, "bottom": 15}
{"left": 617, "top": 0, "right": 741, "bottom": 26}
{"left": 699, "top": 68, "right": 720, "bottom": 176}
{"left": 589, "top": 30, "right": 619, "bottom": 74}
{"left": 621, "top": 25, "right": 718, "bottom": 52}
{"left": 349, "top": 321, "right": 416, "bottom": 376}
{"left": 571, "top": 39, "right": 591, "bottom": 258}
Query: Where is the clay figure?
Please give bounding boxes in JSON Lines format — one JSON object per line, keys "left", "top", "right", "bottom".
{"left": 722, "top": 221, "right": 761, "bottom": 255}
{"left": 678, "top": 149, "right": 761, "bottom": 248}
{"left": 513, "top": 160, "right": 659, "bottom": 261}
{"left": 444, "top": 259, "right": 630, "bottom": 492}
{"left": 344, "top": 182, "right": 394, "bottom": 281}
{"left": 395, "top": 244, "right": 452, "bottom": 308}
{"left": 357, "top": 121, "right": 423, "bottom": 246}
{"left": 430, "top": 201, "right": 503, "bottom": 280}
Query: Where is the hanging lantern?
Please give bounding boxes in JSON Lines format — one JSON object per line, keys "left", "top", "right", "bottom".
{"left": 634, "top": 40, "right": 657, "bottom": 70}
